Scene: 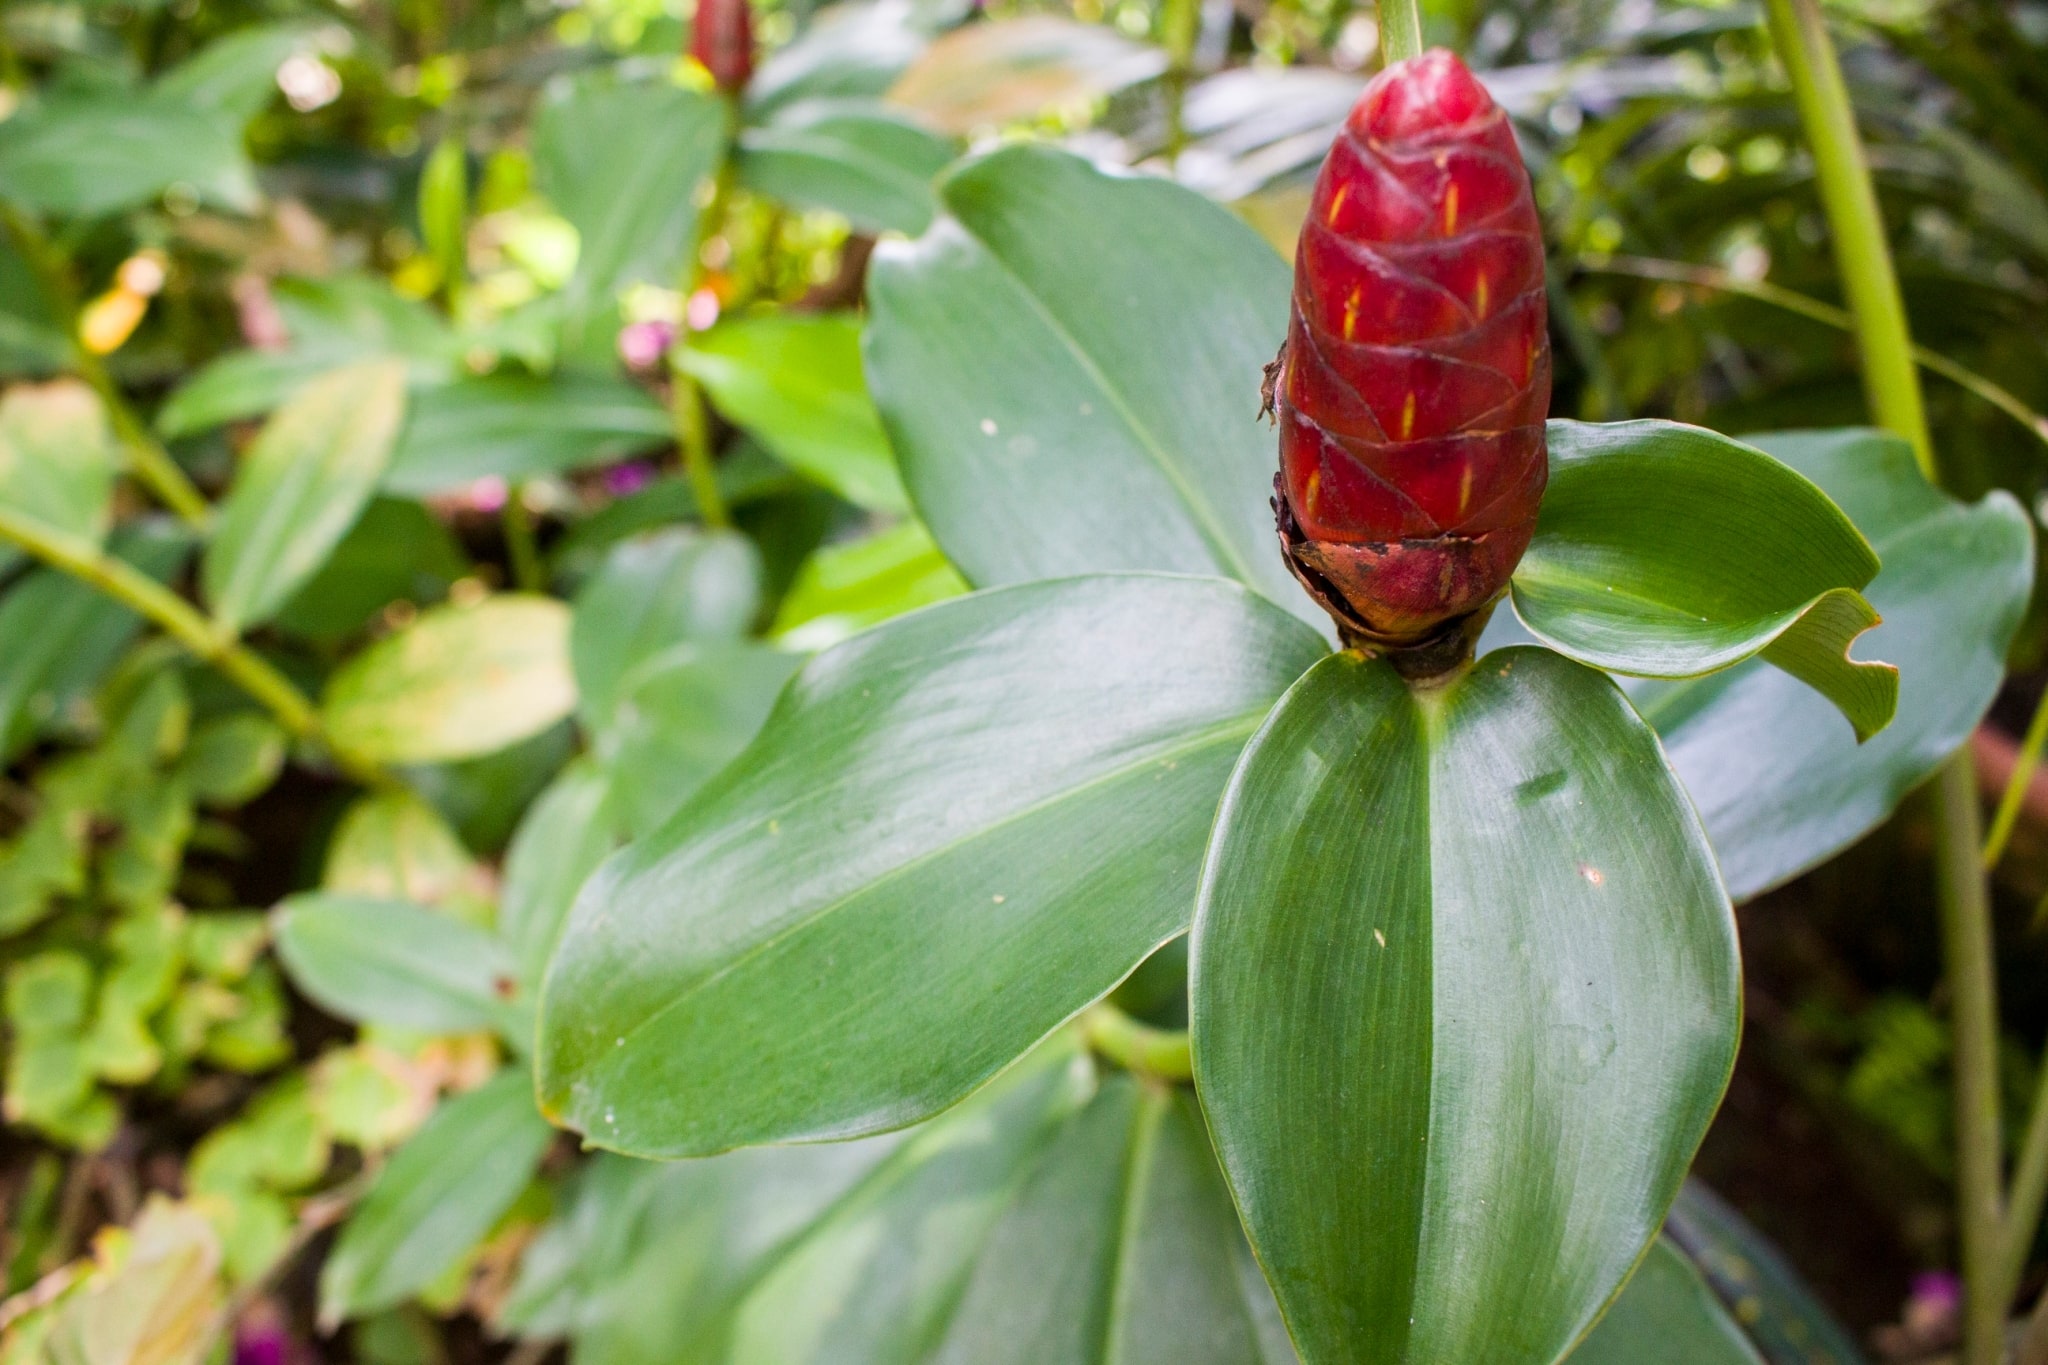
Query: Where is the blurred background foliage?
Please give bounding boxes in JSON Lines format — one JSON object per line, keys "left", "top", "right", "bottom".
{"left": 2, "top": 0, "right": 2048, "bottom": 1359}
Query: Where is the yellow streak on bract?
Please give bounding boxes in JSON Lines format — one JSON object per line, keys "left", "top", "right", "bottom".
{"left": 1457, "top": 462, "right": 1473, "bottom": 514}
{"left": 1473, "top": 271, "right": 1489, "bottom": 319}
{"left": 1327, "top": 184, "right": 1349, "bottom": 224}
{"left": 1343, "top": 286, "right": 1362, "bottom": 340}
{"left": 1399, "top": 392, "right": 1417, "bottom": 439}
{"left": 1304, "top": 468, "right": 1322, "bottom": 516}
{"left": 1442, "top": 183, "right": 1459, "bottom": 235}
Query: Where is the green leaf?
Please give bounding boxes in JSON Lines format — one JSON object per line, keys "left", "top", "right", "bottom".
{"left": 0, "top": 379, "right": 118, "bottom": 577}
{"left": 744, "top": 0, "right": 932, "bottom": 116}
{"left": 153, "top": 21, "right": 325, "bottom": 121}
{"left": 1609, "top": 428, "right": 2033, "bottom": 899}
{"left": 322, "top": 595, "right": 577, "bottom": 766}
{"left": 202, "top": 360, "right": 408, "bottom": 634}
{"left": 736, "top": 99, "right": 954, "bottom": 235}
{"left": 272, "top": 498, "right": 470, "bottom": 644}
{"left": 322, "top": 790, "right": 490, "bottom": 913}
{"left": 1511, "top": 420, "right": 1895, "bottom": 741}
{"left": 1664, "top": 1182, "right": 1870, "bottom": 1365}
{"left": 273, "top": 893, "right": 521, "bottom": 1039}
{"left": 500, "top": 763, "right": 617, "bottom": 988}
{"left": 319, "top": 1070, "right": 554, "bottom": 1326}
{"left": 533, "top": 78, "right": 727, "bottom": 347}
{"left": 926, "top": 1080, "right": 1292, "bottom": 1365}
{"left": 1192, "top": 646, "right": 1739, "bottom": 1365}
{"left": 682, "top": 313, "right": 907, "bottom": 513}
{"left": 887, "top": 17, "right": 1168, "bottom": 134}
{"left": 570, "top": 527, "right": 763, "bottom": 730}
{"left": 865, "top": 146, "right": 1316, "bottom": 628}
{"left": 0, "top": 520, "right": 190, "bottom": 760}
{"left": 0, "top": 92, "right": 257, "bottom": 217}
{"left": 1569, "top": 1240, "right": 1764, "bottom": 1365}
{"left": 537, "top": 574, "right": 1324, "bottom": 1157}
{"left": 597, "top": 642, "right": 806, "bottom": 839}
{"left": 418, "top": 137, "right": 469, "bottom": 292}
{"left": 176, "top": 714, "right": 286, "bottom": 807}
{"left": 771, "top": 518, "right": 968, "bottom": 651}
{"left": 382, "top": 374, "right": 671, "bottom": 495}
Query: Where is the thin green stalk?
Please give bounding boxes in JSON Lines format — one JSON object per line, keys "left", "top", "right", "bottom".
{"left": 502, "top": 483, "right": 545, "bottom": 591}
{"left": 1986, "top": 689, "right": 2048, "bottom": 871}
{"left": 1588, "top": 254, "right": 2048, "bottom": 452}
{"left": 0, "top": 505, "right": 384, "bottom": 786}
{"left": 671, "top": 372, "right": 730, "bottom": 529}
{"left": 1160, "top": 0, "right": 1200, "bottom": 162}
{"left": 0, "top": 205, "right": 211, "bottom": 526}
{"left": 2003, "top": 1062, "right": 2048, "bottom": 1311}
{"left": 1082, "top": 1004, "right": 1193, "bottom": 1082}
{"left": 1378, "top": 0, "right": 1425, "bottom": 66}
{"left": 1761, "top": 0, "right": 1932, "bottom": 480}
{"left": 1760, "top": 3, "right": 2004, "bottom": 1357}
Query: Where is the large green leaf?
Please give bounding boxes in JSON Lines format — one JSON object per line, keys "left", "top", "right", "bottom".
{"left": 537, "top": 574, "right": 1325, "bottom": 1157}
{"left": 1569, "top": 1240, "right": 1764, "bottom": 1365}
{"left": 1512, "top": 420, "right": 1894, "bottom": 740}
{"left": 865, "top": 146, "right": 1314, "bottom": 627}
{"left": 499, "top": 763, "right": 618, "bottom": 988}
{"left": 1611, "top": 429, "right": 2031, "bottom": 899}
{"left": 322, "top": 595, "right": 577, "bottom": 766}
{"left": 682, "top": 313, "right": 907, "bottom": 513}
{"left": 382, "top": 374, "right": 671, "bottom": 495}
{"left": 533, "top": 78, "right": 728, "bottom": 347}
{"left": 272, "top": 893, "right": 522, "bottom": 1040}
{"left": 0, "top": 379, "right": 118, "bottom": 577}
{"left": 1192, "top": 646, "right": 1739, "bottom": 1365}
{"left": 570, "top": 527, "right": 763, "bottom": 730}
{"left": 319, "top": 1070, "right": 554, "bottom": 1326}
{"left": 0, "top": 92, "right": 257, "bottom": 217}
{"left": 736, "top": 99, "right": 954, "bottom": 235}
{"left": 203, "top": 360, "right": 408, "bottom": 634}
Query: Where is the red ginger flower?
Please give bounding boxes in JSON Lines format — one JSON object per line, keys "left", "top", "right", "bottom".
{"left": 1272, "top": 48, "right": 1550, "bottom": 650}
{"left": 691, "top": 0, "right": 754, "bottom": 93}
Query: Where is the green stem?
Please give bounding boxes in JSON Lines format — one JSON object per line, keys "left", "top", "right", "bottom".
{"left": 1587, "top": 254, "right": 2048, "bottom": 452}
{"left": 0, "top": 205, "right": 211, "bottom": 527}
{"left": 1082, "top": 1004, "right": 1193, "bottom": 1082}
{"left": 1761, "top": 3, "right": 2004, "bottom": 1356}
{"left": 0, "top": 506, "right": 384, "bottom": 786}
{"left": 1378, "top": 0, "right": 1425, "bottom": 66}
{"left": 502, "top": 483, "right": 545, "bottom": 592}
{"left": 1761, "top": 0, "right": 1932, "bottom": 480}
{"left": 1986, "top": 688, "right": 2048, "bottom": 871}
{"left": 2003, "top": 1060, "right": 2048, "bottom": 1310}
{"left": 670, "top": 371, "right": 730, "bottom": 529}
{"left": 1160, "top": 0, "right": 1200, "bottom": 162}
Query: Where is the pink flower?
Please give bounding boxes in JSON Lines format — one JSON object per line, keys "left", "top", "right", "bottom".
{"left": 618, "top": 320, "right": 678, "bottom": 370}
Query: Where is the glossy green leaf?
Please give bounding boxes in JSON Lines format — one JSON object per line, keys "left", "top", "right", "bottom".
{"left": 1568, "top": 1240, "right": 1764, "bottom": 1365}
{"left": 538, "top": 574, "right": 1325, "bottom": 1157}
{"left": 865, "top": 146, "right": 1316, "bottom": 627}
{"left": 1192, "top": 646, "right": 1739, "bottom": 1365}
{"left": 0, "top": 521, "right": 189, "bottom": 760}
{"left": 928, "top": 1080, "right": 1293, "bottom": 1365}
{"left": 682, "top": 314, "right": 907, "bottom": 513}
{"left": 500, "top": 763, "right": 618, "bottom": 988}
{"left": 273, "top": 893, "right": 521, "bottom": 1038}
{"left": 382, "top": 375, "right": 671, "bottom": 495}
{"left": 272, "top": 498, "right": 469, "bottom": 643}
{"left": 0, "top": 379, "right": 118, "bottom": 577}
{"left": 322, "top": 595, "right": 577, "bottom": 766}
{"left": 570, "top": 527, "right": 763, "bottom": 729}
{"left": 1611, "top": 429, "right": 2032, "bottom": 899}
{"left": 0, "top": 92, "right": 257, "bottom": 217}
{"left": 771, "top": 518, "right": 969, "bottom": 651}
{"left": 597, "top": 642, "right": 806, "bottom": 838}
{"left": 203, "top": 360, "right": 408, "bottom": 634}
{"left": 1512, "top": 420, "right": 1895, "bottom": 740}
{"left": 319, "top": 1070, "right": 554, "bottom": 1326}
{"left": 736, "top": 100, "right": 954, "bottom": 235}
{"left": 533, "top": 78, "right": 728, "bottom": 346}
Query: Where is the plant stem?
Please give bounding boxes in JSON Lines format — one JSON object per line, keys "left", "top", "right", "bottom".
{"left": 0, "top": 506, "right": 383, "bottom": 785}
{"left": 671, "top": 371, "right": 730, "bottom": 528}
{"left": 1761, "top": 0, "right": 1932, "bottom": 480}
{"left": 1586, "top": 254, "right": 2048, "bottom": 452}
{"left": 1378, "top": 0, "right": 1425, "bottom": 65}
{"left": 1987, "top": 688, "right": 2048, "bottom": 871}
{"left": 1082, "top": 1003, "right": 1193, "bottom": 1082}
{"left": 0, "top": 205, "right": 211, "bottom": 527}
{"left": 502, "top": 483, "right": 545, "bottom": 591}
{"left": 1761, "top": 3, "right": 2005, "bottom": 1356}
{"left": 1160, "top": 0, "right": 1200, "bottom": 163}
{"left": 2004, "top": 1061, "right": 2048, "bottom": 1309}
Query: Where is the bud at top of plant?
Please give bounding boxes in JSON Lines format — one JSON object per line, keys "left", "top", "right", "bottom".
{"left": 1272, "top": 48, "right": 1551, "bottom": 652}
{"left": 690, "top": 0, "right": 755, "bottom": 94}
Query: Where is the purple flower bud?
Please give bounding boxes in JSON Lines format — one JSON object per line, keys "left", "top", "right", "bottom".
{"left": 605, "top": 461, "right": 656, "bottom": 496}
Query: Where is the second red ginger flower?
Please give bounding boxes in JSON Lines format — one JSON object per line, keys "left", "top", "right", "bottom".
{"left": 1272, "top": 48, "right": 1551, "bottom": 650}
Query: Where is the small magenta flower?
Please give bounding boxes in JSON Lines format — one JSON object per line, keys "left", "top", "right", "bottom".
{"left": 618, "top": 319, "right": 678, "bottom": 371}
